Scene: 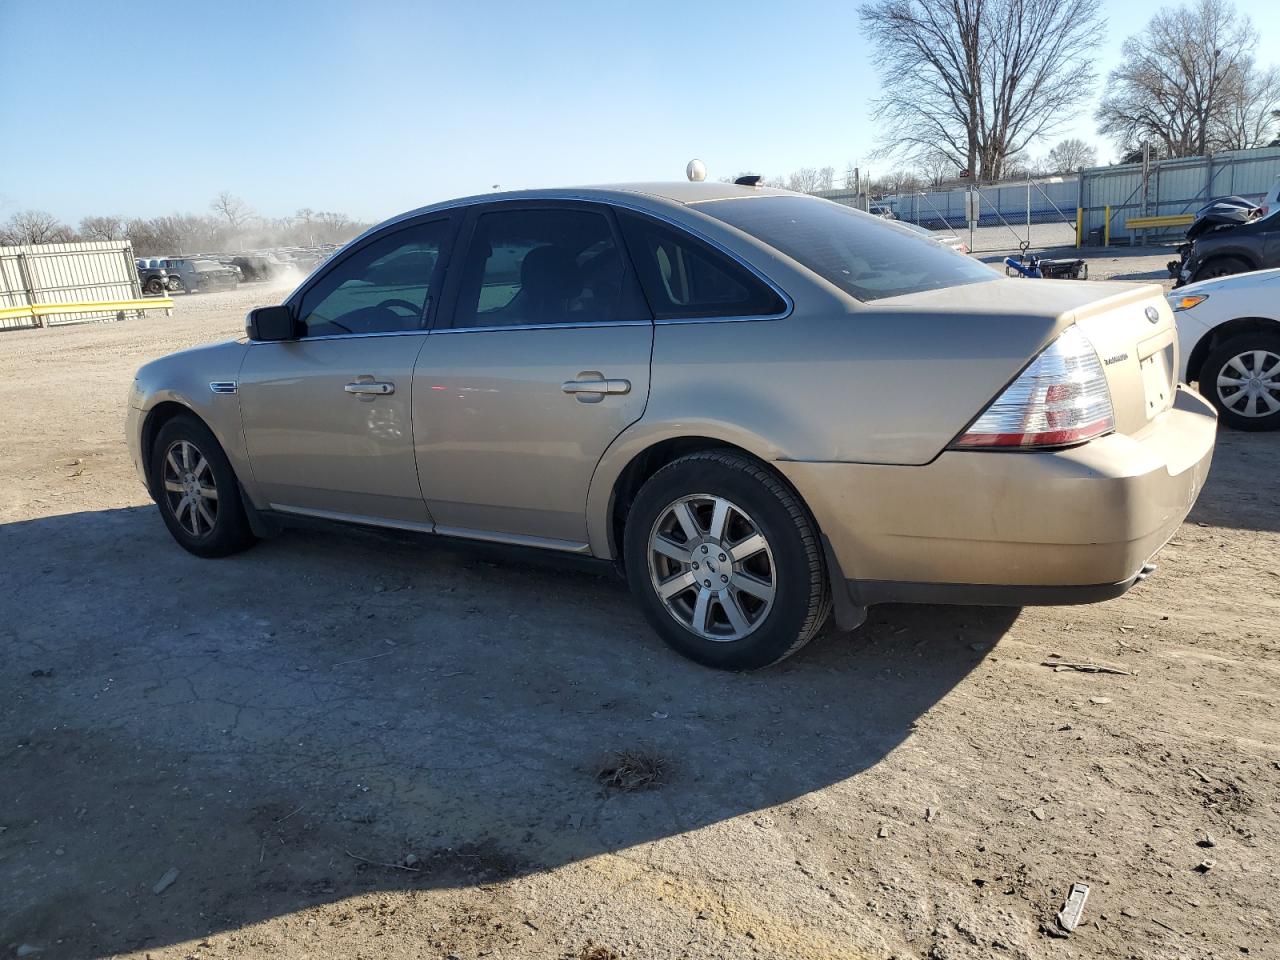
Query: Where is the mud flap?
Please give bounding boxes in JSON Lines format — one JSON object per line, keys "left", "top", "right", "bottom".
{"left": 820, "top": 534, "right": 868, "bottom": 633}
{"left": 239, "top": 483, "right": 283, "bottom": 539}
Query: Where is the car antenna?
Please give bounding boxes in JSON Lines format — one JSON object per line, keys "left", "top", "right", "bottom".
{"left": 734, "top": 175, "right": 764, "bottom": 187}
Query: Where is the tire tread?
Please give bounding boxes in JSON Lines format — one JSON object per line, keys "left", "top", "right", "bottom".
{"left": 639, "top": 450, "right": 829, "bottom": 667}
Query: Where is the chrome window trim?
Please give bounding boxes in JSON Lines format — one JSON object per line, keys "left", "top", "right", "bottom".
{"left": 433, "top": 319, "right": 653, "bottom": 335}
{"left": 653, "top": 313, "right": 789, "bottom": 326}
{"left": 293, "top": 193, "right": 795, "bottom": 328}
{"left": 247, "top": 329, "right": 431, "bottom": 345}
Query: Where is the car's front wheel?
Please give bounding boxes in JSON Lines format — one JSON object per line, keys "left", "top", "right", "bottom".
{"left": 1191, "top": 256, "right": 1250, "bottom": 284}
{"left": 623, "top": 451, "right": 830, "bottom": 670}
{"left": 150, "top": 414, "right": 257, "bottom": 556}
{"left": 1200, "top": 333, "right": 1280, "bottom": 431}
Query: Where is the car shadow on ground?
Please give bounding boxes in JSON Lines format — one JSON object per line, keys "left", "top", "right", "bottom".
{"left": 0, "top": 502, "right": 1081, "bottom": 955}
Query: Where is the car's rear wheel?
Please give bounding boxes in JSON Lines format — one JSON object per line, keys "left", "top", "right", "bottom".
{"left": 1191, "top": 256, "right": 1250, "bottom": 284}
{"left": 623, "top": 451, "right": 829, "bottom": 670}
{"left": 144, "top": 277, "right": 165, "bottom": 295}
{"left": 151, "top": 415, "right": 256, "bottom": 556}
{"left": 1200, "top": 333, "right": 1280, "bottom": 431}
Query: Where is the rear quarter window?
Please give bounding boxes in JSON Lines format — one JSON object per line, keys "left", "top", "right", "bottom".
{"left": 700, "top": 196, "right": 996, "bottom": 302}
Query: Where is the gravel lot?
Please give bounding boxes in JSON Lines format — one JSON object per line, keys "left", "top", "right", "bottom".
{"left": 2, "top": 279, "right": 1277, "bottom": 960}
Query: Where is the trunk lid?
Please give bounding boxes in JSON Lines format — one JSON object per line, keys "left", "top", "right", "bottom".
{"left": 1067, "top": 284, "right": 1177, "bottom": 435}
{"left": 856, "top": 278, "right": 1176, "bottom": 461}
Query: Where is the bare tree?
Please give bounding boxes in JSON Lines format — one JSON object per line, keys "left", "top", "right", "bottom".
{"left": 1097, "top": 0, "right": 1276, "bottom": 157}
{"left": 78, "top": 215, "right": 127, "bottom": 241}
{"left": 0, "top": 210, "right": 76, "bottom": 246}
{"left": 817, "top": 166, "right": 837, "bottom": 191}
{"left": 785, "top": 168, "right": 825, "bottom": 193}
{"left": 859, "top": 0, "right": 1103, "bottom": 182}
{"left": 211, "top": 191, "right": 254, "bottom": 231}
{"left": 1215, "top": 64, "right": 1280, "bottom": 150}
{"left": 916, "top": 150, "right": 957, "bottom": 187}
{"left": 1043, "top": 138, "right": 1098, "bottom": 173}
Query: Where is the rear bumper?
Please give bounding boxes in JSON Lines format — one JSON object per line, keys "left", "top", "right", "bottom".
{"left": 778, "top": 386, "right": 1216, "bottom": 607}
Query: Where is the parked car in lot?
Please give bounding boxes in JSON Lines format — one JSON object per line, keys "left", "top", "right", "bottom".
{"left": 1168, "top": 267, "right": 1280, "bottom": 430}
{"left": 163, "top": 257, "right": 239, "bottom": 293}
{"left": 232, "top": 254, "right": 294, "bottom": 282}
{"left": 901, "top": 220, "right": 970, "bottom": 254}
{"left": 1170, "top": 199, "right": 1280, "bottom": 286}
{"left": 135, "top": 259, "right": 171, "bottom": 296}
{"left": 128, "top": 183, "right": 1216, "bottom": 669}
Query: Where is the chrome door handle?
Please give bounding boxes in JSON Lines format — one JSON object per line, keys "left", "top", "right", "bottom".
{"left": 345, "top": 381, "right": 395, "bottom": 395}
{"left": 561, "top": 377, "right": 631, "bottom": 395}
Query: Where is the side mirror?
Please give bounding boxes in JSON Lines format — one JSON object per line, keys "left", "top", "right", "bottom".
{"left": 246, "top": 305, "right": 297, "bottom": 341}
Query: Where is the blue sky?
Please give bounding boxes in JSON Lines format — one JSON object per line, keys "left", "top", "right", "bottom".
{"left": 2, "top": 0, "right": 1278, "bottom": 224}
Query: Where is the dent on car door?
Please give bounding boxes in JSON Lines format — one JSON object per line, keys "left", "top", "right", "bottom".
{"left": 238, "top": 217, "right": 453, "bottom": 524}
{"left": 412, "top": 203, "right": 653, "bottom": 548}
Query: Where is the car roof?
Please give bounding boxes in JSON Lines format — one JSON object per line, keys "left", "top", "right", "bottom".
{"left": 383, "top": 181, "right": 798, "bottom": 225}
{"left": 355, "top": 181, "right": 805, "bottom": 252}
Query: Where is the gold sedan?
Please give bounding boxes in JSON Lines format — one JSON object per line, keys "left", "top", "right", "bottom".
{"left": 128, "top": 182, "right": 1216, "bottom": 669}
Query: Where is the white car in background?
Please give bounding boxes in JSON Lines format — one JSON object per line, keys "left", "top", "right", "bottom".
{"left": 1260, "top": 176, "right": 1280, "bottom": 218}
{"left": 901, "top": 220, "right": 971, "bottom": 254}
{"left": 1169, "top": 268, "right": 1280, "bottom": 430}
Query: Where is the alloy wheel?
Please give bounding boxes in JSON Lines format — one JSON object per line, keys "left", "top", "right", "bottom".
{"left": 162, "top": 439, "right": 219, "bottom": 538}
{"left": 647, "top": 494, "right": 775, "bottom": 642}
{"left": 1217, "top": 349, "right": 1280, "bottom": 418}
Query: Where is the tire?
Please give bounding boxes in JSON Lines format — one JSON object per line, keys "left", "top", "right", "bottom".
{"left": 1077, "top": 262, "right": 1089, "bottom": 280}
{"left": 1199, "top": 333, "right": 1280, "bottom": 431}
{"left": 144, "top": 277, "right": 164, "bottom": 296}
{"left": 1191, "top": 256, "right": 1250, "bottom": 284}
{"left": 166, "top": 277, "right": 182, "bottom": 292}
{"left": 150, "top": 414, "right": 257, "bottom": 557}
{"left": 623, "top": 451, "right": 830, "bottom": 670}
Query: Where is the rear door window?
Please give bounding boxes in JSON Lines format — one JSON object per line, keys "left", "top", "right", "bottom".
{"left": 616, "top": 211, "right": 786, "bottom": 320}
{"left": 450, "top": 207, "right": 647, "bottom": 328}
{"left": 699, "top": 195, "right": 996, "bottom": 302}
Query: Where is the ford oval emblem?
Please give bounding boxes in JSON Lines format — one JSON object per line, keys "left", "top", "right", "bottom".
{"left": 1145, "top": 306, "right": 1160, "bottom": 324}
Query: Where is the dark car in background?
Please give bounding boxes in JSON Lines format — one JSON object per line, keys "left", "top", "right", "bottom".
{"left": 135, "top": 259, "right": 171, "bottom": 296}
{"left": 232, "top": 254, "right": 294, "bottom": 283}
{"left": 1173, "top": 203, "right": 1280, "bottom": 287}
{"left": 163, "top": 258, "right": 239, "bottom": 293}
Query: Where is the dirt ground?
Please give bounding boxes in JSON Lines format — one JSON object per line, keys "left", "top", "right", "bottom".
{"left": 1, "top": 269, "right": 1277, "bottom": 960}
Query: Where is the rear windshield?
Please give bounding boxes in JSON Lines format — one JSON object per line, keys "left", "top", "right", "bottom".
{"left": 699, "top": 196, "right": 995, "bottom": 302}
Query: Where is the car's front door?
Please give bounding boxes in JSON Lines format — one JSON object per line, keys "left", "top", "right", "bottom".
{"left": 413, "top": 202, "right": 653, "bottom": 549}
{"left": 238, "top": 216, "right": 454, "bottom": 525}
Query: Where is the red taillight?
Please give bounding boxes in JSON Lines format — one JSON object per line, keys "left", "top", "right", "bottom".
{"left": 952, "top": 326, "right": 1115, "bottom": 450}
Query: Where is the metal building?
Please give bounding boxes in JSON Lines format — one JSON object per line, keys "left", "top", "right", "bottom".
{"left": 1078, "top": 147, "right": 1280, "bottom": 245}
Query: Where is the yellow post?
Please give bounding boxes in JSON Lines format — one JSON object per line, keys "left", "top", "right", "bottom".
{"left": 1104, "top": 206, "right": 1111, "bottom": 247}
{"left": 1076, "top": 208, "right": 1082, "bottom": 248}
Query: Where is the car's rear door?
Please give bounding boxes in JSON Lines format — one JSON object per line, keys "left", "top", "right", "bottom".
{"left": 238, "top": 215, "right": 455, "bottom": 525}
{"left": 412, "top": 201, "right": 652, "bottom": 550}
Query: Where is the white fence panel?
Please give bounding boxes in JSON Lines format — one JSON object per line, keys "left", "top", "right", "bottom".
{"left": 0, "top": 241, "right": 144, "bottom": 330}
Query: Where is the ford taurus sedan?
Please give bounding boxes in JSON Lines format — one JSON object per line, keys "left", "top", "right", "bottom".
{"left": 128, "top": 182, "right": 1217, "bottom": 669}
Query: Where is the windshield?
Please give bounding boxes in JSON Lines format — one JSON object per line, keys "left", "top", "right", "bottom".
{"left": 699, "top": 196, "right": 995, "bottom": 302}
